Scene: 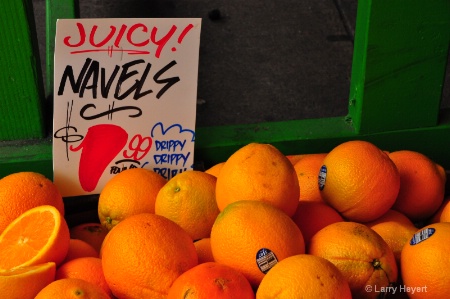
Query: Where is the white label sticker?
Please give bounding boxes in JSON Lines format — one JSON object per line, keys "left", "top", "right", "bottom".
{"left": 256, "top": 248, "right": 278, "bottom": 274}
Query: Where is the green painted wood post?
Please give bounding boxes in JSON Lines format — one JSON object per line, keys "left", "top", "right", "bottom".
{"left": 46, "top": 0, "right": 78, "bottom": 97}
{"left": 0, "top": 0, "right": 46, "bottom": 140}
{"left": 347, "top": 0, "right": 450, "bottom": 134}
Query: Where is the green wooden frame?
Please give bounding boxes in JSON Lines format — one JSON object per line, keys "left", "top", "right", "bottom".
{"left": 0, "top": 0, "right": 46, "bottom": 140}
{"left": 1, "top": 0, "right": 449, "bottom": 183}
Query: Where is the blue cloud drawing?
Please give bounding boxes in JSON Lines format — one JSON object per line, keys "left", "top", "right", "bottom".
{"left": 150, "top": 122, "right": 195, "bottom": 142}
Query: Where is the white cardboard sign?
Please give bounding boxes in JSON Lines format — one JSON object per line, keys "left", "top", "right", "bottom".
{"left": 52, "top": 18, "right": 202, "bottom": 197}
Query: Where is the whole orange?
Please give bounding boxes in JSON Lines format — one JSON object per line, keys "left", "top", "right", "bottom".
{"left": 319, "top": 140, "right": 400, "bottom": 222}
{"left": 293, "top": 153, "right": 327, "bottom": 202}
{"left": 194, "top": 238, "right": 215, "bottom": 264}
{"left": 69, "top": 222, "right": 108, "bottom": 254}
{"left": 35, "top": 278, "right": 110, "bottom": 299}
{"left": 365, "top": 209, "right": 417, "bottom": 266}
{"left": 291, "top": 201, "right": 344, "bottom": 248}
{"left": 62, "top": 239, "right": 98, "bottom": 263}
{"left": 155, "top": 170, "right": 219, "bottom": 240}
{"left": 285, "top": 154, "right": 305, "bottom": 165}
{"left": 256, "top": 254, "right": 352, "bottom": 299}
{"left": 401, "top": 222, "right": 450, "bottom": 298}
{"left": 204, "top": 162, "right": 225, "bottom": 177}
{"left": 308, "top": 221, "right": 398, "bottom": 299}
{"left": 168, "top": 262, "right": 255, "bottom": 299}
{"left": 0, "top": 205, "right": 70, "bottom": 270}
{"left": 56, "top": 257, "right": 112, "bottom": 297}
{"left": 97, "top": 168, "right": 167, "bottom": 230}
{"left": 0, "top": 172, "right": 65, "bottom": 234}
{"left": 0, "top": 262, "right": 56, "bottom": 299}
{"left": 101, "top": 213, "right": 198, "bottom": 299}
{"left": 215, "top": 143, "right": 300, "bottom": 217}
{"left": 429, "top": 196, "right": 450, "bottom": 223}
{"left": 210, "top": 200, "right": 305, "bottom": 288}
{"left": 389, "top": 150, "right": 446, "bottom": 221}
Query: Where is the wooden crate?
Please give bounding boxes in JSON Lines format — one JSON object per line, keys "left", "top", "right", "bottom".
{"left": 1, "top": 0, "right": 449, "bottom": 182}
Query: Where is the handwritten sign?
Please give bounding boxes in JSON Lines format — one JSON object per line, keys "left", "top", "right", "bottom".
{"left": 52, "top": 18, "right": 201, "bottom": 197}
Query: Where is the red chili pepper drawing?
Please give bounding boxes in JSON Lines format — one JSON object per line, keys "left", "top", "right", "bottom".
{"left": 70, "top": 124, "right": 128, "bottom": 192}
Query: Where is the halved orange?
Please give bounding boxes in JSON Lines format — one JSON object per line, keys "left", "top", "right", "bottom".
{"left": 0, "top": 262, "right": 56, "bottom": 299}
{"left": 0, "top": 205, "right": 70, "bottom": 270}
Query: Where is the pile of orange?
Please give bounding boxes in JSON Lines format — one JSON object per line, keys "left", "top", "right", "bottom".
{"left": 308, "top": 221, "right": 398, "bottom": 299}
{"left": 155, "top": 170, "right": 219, "bottom": 241}
{"left": 97, "top": 167, "right": 167, "bottom": 231}
{"left": 210, "top": 200, "right": 305, "bottom": 288}
{"left": 0, "top": 139, "right": 449, "bottom": 298}
{"left": 168, "top": 262, "right": 255, "bottom": 299}
{"left": 0, "top": 172, "right": 65, "bottom": 234}
{"left": 101, "top": 212, "right": 199, "bottom": 299}
{"left": 215, "top": 142, "right": 300, "bottom": 217}
{"left": 319, "top": 140, "right": 401, "bottom": 222}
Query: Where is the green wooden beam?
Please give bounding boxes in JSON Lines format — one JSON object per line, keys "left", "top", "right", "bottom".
{"left": 0, "top": 0, "right": 46, "bottom": 140}
{"left": 348, "top": 0, "right": 450, "bottom": 134}
{"left": 0, "top": 138, "right": 53, "bottom": 179}
{"left": 3, "top": 109, "right": 450, "bottom": 181}
{"left": 45, "top": 0, "right": 78, "bottom": 98}
{"left": 194, "top": 109, "right": 450, "bottom": 170}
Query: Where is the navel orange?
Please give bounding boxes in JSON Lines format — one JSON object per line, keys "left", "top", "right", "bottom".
{"left": 365, "top": 209, "right": 417, "bottom": 266}
{"left": 56, "top": 257, "right": 112, "bottom": 297}
{"left": 0, "top": 262, "right": 56, "bottom": 299}
{"left": 256, "top": 254, "right": 352, "bottom": 299}
{"left": 285, "top": 154, "right": 305, "bottom": 165}
{"left": 194, "top": 238, "right": 215, "bottom": 264}
{"left": 401, "top": 222, "right": 450, "bottom": 299}
{"left": 97, "top": 168, "right": 167, "bottom": 230}
{"left": 291, "top": 201, "right": 344, "bottom": 248}
{"left": 389, "top": 150, "right": 446, "bottom": 221}
{"left": 0, "top": 205, "right": 70, "bottom": 270}
{"left": 167, "top": 262, "right": 255, "bottom": 299}
{"left": 35, "top": 278, "right": 111, "bottom": 299}
{"left": 69, "top": 222, "right": 108, "bottom": 254}
{"left": 428, "top": 196, "right": 450, "bottom": 223}
{"left": 62, "top": 239, "right": 98, "bottom": 263}
{"left": 155, "top": 170, "right": 219, "bottom": 240}
{"left": 210, "top": 200, "right": 305, "bottom": 288}
{"left": 204, "top": 162, "right": 225, "bottom": 177}
{"left": 101, "top": 213, "right": 198, "bottom": 299}
{"left": 319, "top": 140, "right": 400, "bottom": 222}
{"left": 308, "top": 221, "right": 398, "bottom": 299}
{"left": 0, "top": 172, "right": 64, "bottom": 234}
{"left": 293, "top": 153, "right": 327, "bottom": 202}
{"left": 215, "top": 143, "right": 300, "bottom": 217}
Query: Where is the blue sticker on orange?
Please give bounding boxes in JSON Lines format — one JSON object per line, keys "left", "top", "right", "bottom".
{"left": 318, "top": 165, "right": 327, "bottom": 191}
{"left": 410, "top": 228, "right": 435, "bottom": 245}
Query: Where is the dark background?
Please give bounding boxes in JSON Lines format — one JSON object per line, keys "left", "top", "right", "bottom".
{"left": 32, "top": 0, "right": 449, "bottom": 128}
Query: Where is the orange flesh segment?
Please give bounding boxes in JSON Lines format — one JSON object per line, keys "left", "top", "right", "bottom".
{"left": 0, "top": 209, "right": 56, "bottom": 269}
